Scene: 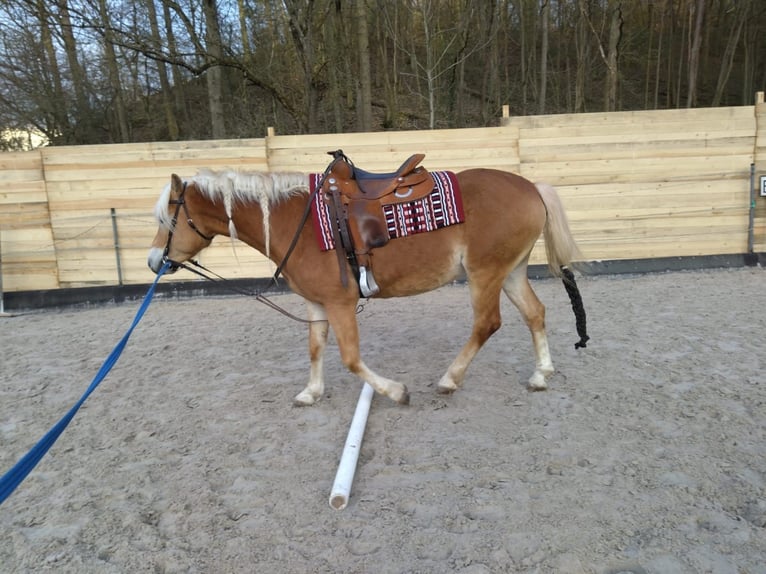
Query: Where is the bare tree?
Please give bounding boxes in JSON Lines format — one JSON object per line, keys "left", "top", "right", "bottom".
{"left": 380, "top": 0, "right": 487, "bottom": 129}
{"left": 2, "top": 0, "right": 766, "bottom": 143}
{"left": 147, "top": 0, "right": 179, "bottom": 140}
{"left": 356, "top": 0, "right": 373, "bottom": 131}
{"left": 539, "top": 0, "right": 550, "bottom": 114}
{"left": 712, "top": 0, "right": 749, "bottom": 106}
{"left": 202, "top": 0, "right": 226, "bottom": 138}
{"left": 58, "top": 0, "right": 94, "bottom": 139}
{"left": 686, "top": 0, "right": 705, "bottom": 107}
{"left": 575, "top": 0, "right": 590, "bottom": 112}
{"left": 37, "top": 0, "right": 70, "bottom": 140}
{"left": 97, "top": 0, "right": 130, "bottom": 141}
{"left": 604, "top": 0, "right": 622, "bottom": 112}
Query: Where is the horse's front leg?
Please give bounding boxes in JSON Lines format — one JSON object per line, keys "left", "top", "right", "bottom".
{"left": 294, "top": 301, "right": 330, "bottom": 406}
{"left": 325, "top": 302, "right": 410, "bottom": 405}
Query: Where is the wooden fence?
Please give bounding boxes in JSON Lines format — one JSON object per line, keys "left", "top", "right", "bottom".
{"left": 1, "top": 99, "right": 765, "bottom": 294}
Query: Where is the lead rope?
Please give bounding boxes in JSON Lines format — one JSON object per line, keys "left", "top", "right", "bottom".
{"left": 0, "top": 262, "right": 171, "bottom": 505}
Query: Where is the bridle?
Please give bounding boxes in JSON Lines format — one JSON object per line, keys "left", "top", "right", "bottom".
{"left": 158, "top": 179, "right": 327, "bottom": 324}
{"left": 162, "top": 181, "right": 214, "bottom": 269}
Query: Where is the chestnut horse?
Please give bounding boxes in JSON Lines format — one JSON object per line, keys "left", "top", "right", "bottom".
{"left": 148, "top": 167, "right": 588, "bottom": 406}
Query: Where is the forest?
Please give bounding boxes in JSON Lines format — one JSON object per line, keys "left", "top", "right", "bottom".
{"left": 0, "top": 0, "right": 764, "bottom": 149}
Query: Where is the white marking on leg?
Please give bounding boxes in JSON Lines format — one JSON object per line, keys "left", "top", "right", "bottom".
{"left": 503, "top": 268, "right": 555, "bottom": 391}
{"left": 294, "top": 301, "right": 329, "bottom": 406}
{"left": 354, "top": 360, "right": 409, "bottom": 405}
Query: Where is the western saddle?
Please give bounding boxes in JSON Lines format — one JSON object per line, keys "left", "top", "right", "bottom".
{"left": 320, "top": 150, "right": 435, "bottom": 296}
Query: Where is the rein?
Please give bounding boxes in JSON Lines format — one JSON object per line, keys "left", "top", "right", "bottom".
{"left": 168, "top": 258, "right": 316, "bottom": 324}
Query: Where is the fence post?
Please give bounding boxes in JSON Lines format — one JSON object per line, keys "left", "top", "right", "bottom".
{"left": 110, "top": 208, "right": 123, "bottom": 286}
{"left": 500, "top": 104, "right": 511, "bottom": 127}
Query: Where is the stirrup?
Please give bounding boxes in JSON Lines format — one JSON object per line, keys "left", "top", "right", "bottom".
{"left": 358, "top": 266, "right": 380, "bottom": 298}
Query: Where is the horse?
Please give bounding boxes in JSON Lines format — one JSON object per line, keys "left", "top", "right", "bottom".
{"left": 147, "top": 164, "right": 588, "bottom": 406}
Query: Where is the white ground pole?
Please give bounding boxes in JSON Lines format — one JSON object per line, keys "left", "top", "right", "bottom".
{"left": 329, "top": 382, "right": 375, "bottom": 510}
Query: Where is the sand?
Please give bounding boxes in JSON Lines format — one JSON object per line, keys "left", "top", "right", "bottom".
{"left": 1, "top": 267, "right": 765, "bottom": 573}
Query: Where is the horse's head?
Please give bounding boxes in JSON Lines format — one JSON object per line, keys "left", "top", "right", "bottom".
{"left": 147, "top": 174, "right": 216, "bottom": 274}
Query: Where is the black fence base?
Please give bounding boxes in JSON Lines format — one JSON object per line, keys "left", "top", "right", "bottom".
{"left": 3, "top": 253, "right": 764, "bottom": 312}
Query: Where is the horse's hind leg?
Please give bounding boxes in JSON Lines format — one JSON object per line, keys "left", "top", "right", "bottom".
{"left": 294, "top": 301, "right": 330, "bottom": 406}
{"left": 502, "top": 265, "right": 554, "bottom": 390}
{"left": 437, "top": 274, "right": 504, "bottom": 394}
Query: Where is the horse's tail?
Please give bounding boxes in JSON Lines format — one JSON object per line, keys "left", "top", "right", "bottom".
{"left": 535, "top": 182, "right": 581, "bottom": 276}
{"left": 535, "top": 182, "right": 590, "bottom": 349}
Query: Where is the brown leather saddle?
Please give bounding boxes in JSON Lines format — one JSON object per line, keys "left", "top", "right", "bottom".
{"left": 320, "top": 150, "right": 435, "bottom": 296}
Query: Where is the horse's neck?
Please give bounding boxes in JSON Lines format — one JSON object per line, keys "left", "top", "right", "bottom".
{"left": 234, "top": 193, "right": 311, "bottom": 263}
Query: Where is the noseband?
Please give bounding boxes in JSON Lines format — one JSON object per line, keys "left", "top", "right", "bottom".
{"left": 162, "top": 181, "right": 214, "bottom": 267}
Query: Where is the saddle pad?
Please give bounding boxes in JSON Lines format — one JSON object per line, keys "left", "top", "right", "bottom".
{"left": 309, "top": 171, "right": 465, "bottom": 252}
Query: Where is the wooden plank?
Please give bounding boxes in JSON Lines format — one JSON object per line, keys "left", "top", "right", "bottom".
{"left": 41, "top": 139, "right": 267, "bottom": 164}
{"left": 0, "top": 203, "right": 52, "bottom": 228}
{"left": 1, "top": 271, "right": 59, "bottom": 291}
{"left": 512, "top": 106, "right": 753, "bottom": 129}
{"left": 561, "top": 187, "right": 750, "bottom": 211}
{"left": 520, "top": 155, "right": 752, "bottom": 185}
{"left": 0, "top": 150, "right": 43, "bottom": 172}
{"left": 519, "top": 121, "right": 755, "bottom": 142}
{"left": 43, "top": 161, "right": 268, "bottom": 182}
{"left": 520, "top": 138, "right": 754, "bottom": 162}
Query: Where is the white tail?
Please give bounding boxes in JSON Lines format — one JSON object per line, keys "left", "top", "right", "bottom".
{"left": 535, "top": 183, "right": 583, "bottom": 277}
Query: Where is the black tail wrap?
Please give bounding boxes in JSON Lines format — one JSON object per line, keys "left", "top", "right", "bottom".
{"left": 560, "top": 266, "right": 590, "bottom": 349}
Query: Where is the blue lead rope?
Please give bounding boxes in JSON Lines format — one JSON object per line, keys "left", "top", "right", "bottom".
{"left": 0, "top": 262, "right": 169, "bottom": 506}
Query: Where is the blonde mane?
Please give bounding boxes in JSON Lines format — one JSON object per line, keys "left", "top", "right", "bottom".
{"left": 155, "top": 169, "right": 309, "bottom": 259}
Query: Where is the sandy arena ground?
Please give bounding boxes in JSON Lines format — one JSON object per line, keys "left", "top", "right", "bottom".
{"left": 1, "top": 267, "right": 765, "bottom": 573}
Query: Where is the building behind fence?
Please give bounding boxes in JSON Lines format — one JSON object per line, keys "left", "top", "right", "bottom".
{"left": 1, "top": 97, "right": 765, "bottom": 294}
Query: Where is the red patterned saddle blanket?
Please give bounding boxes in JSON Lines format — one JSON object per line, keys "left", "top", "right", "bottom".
{"left": 309, "top": 170, "right": 465, "bottom": 252}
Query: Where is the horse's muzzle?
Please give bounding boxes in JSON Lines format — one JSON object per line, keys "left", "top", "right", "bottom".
{"left": 147, "top": 247, "right": 179, "bottom": 275}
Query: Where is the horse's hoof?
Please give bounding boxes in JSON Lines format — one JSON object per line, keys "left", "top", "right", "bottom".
{"left": 395, "top": 386, "right": 410, "bottom": 405}
{"left": 436, "top": 374, "right": 459, "bottom": 394}
{"left": 527, "top": 371, "right": 548, "bottom": 391}
{"left": 293, "top": 391, "right": 318, "bottom": 407}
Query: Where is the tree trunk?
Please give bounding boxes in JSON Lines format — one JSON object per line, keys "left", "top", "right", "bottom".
{"left": 202, "top": 0, "right": 227, "bottom": 139}
{"left": 377, "top": 5, "right": 399, "bottom": 129}
{"left": 675, "top": 2, "right": 688, "bottom": 108}
{"left": 712, "top": 0, "right": 749, "bottom": 106}
{"left": 516, "top": 0, "right": 534, "bottom": 114}
{"left": 604, "top": 0, "right": 622, "bottom": 112}
{"left": 686, "top": 0, "right": 705, "bottom": 108}
{"left": 237, "top": 0, "right": 253, "bottom": 66}
{"left": 57, "top": 0, "right": 91, "bottom": 141}
{"left": 575, "top": 0, "right": 590, "bottom": 112}
{"left": 327, "top": 3, "right": 344, "bottom": 133}
{"left": 644, "top": 3, "right": 654, "bottom": 110}
{"left": 283, "top": 0, "right": 319, "bottom": 132}
{"left": 538, "top": 0, "right": 549, "bottom": 114}
{"left": 481, "top": 1, "right": 500, "bottom": 123}
{"left": 162, "top": 0, "right": 189, "bottom": 135}
{"left": 147, "top": 0, "right": 179, "bottom": 140}
{"left": 98, "top": 0, "right": 129, "bottom": 142}
{"left": 37, "top": 0, "right": 70, "bottom": 142}
{"left": 356, "top": 0, "right": 373, "bottom": 131}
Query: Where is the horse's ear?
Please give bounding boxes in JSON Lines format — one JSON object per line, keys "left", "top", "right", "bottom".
{"left": 170, "top": 174, "right": 183, "bottom": 193}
